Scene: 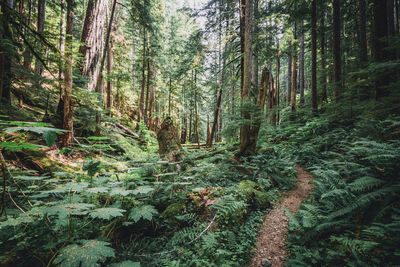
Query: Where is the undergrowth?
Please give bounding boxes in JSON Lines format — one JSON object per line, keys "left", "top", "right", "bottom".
{"left": 0, "top": 117, "right": 296, "bottom": 266}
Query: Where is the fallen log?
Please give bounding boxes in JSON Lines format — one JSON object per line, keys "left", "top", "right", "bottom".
{"left": 115, "top": 122, "right": 139, "bottom": 139}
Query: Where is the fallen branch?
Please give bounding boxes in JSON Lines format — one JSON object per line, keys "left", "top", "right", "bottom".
{"left": 115, "top": 122, "right": 139, "bottom": 139}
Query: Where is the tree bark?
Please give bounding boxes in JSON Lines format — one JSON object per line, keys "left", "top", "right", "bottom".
{"left": 291, "top": 21, "right": 297, "bottom": 112}
{"left": 194, "top": 71, "right": 200, "bottom": 148}
{"left": 299, "top": 20, "right": 305, "bottom": 106}
{"left": 94, "top": 0, "right": 117, "bottom": 133}
{"left": 144, "top": 48, "right": 151, "bottom": 126}
{"left": 388, "top": 0, "right": 395, "bottom": 36}
{"left": 358, "top": 0, "right": 368, "bottom": 63}
{"left": 236, "top": 0, "right": 254, "bottom": 158}
{"left": 333, "top": 0, "right": 342, "bottom": 102}
{"left": 311, "top": 0, "right": 318, "bottom": 114}
{"left": 106, "top": 36, "right": 113, "bottom": 115}
{"left": 320, "top": 2, "right": 327, "bottom": 103}
{"left": 34, "top": 0, "right": 46, "bottom": 75}
{"left": 276, "top": 39, "right": 281, "bottom": 123}
{"left": 61, "top": 0, "right": 74, "bottom": 147}
{"left": 0, "top": 0, "right": 13, "bottom": 104}
{"left": 287, "top": 41, "right": 292, "bottom": 104}
{"left": 138, "top": 29, "right": 146, "bottom": 122}
{"left": 79, "top": 0, "right": 108, "bottom": 92}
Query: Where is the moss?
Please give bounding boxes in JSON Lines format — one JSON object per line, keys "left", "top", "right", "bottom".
{"left": 161, "top": 202, "right": 186, "bottom": 219}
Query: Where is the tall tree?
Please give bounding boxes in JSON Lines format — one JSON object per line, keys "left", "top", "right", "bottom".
{"left": 311, "top": 0, "right": 318, "bottom": 114}
{"left": 79, "top": 0, "right": 108, "bottom": 91}
{"left": 61, "top": 0, "right": 74, "bottom": 147}
{"left": 291, "top": 21, "right": 297, "bottom": 112}
{"left": 333, "top": 0, "right": 342, "bottom": 101}
{"left": 236, "top": 0, "right": 254, "bottom": 157}
{"left": 287, "top": 41, "right": 292, "bottom": 104}
{"left": 34, "top": 0, "right": 46, "bottom": 75}
{"left": 94, "top": 0, "right": 118, "bottom": 132}
{"left": 299, "top": 20, "right": 305, "bottom": 106}
{"left": 358, "top": 0, "right": 368, "bottom": 63}
{"left": 320, "top": 1, "right": 327, "bottom": 102}
{"left": 138, "top": 29, "right": 146, "bottom": 122}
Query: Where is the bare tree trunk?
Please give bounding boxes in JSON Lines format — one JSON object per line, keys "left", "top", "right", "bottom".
{"left": 61, "top": 0, "right": 74, "bottom": 147}
{"left": 138, "top": 29, "right": 146, "bottom": 122}
{"left": 276, "top": 39, "right": 281, "bottom": 123}
{"left": 23, "top": 0, "right": 33, "bottom": 73}
{"left": 168, "top": 76, "right": 172, "bottom": 116}
{"left": 311, "top": 0, "right": 318, "bottom": 114}
{"left": 94, "top": 0, "right": 117, "bottom": 133}
{"left": 248, "top": 68, "right": 269, "bottom": 152}
{"left": 144, "top": 48, "right": 151, "bottom": 126}
{"left": 291, "top": 21, "right": 297, "bottom": 112}
{"left": 131, "top": 30, "right": 136, "bottom": 92}
{"left": 194, "top": 71, "right": 200, "bottom": 148}
{"left": 106, "top": 37, "right": 113, "bottom": 115}
{"left": 268, "top": 72, "right": 277, "bottom": 126}
{"left": 333, "top": 0, "right": 342, "bottom": 102}
{"left": 79, "top": 0, "right": 108, "bottom": 91}
{"left": 359, "top": 0, "right": 368, "bottom": 63}
{"left": 35, "top": 0, "right": 46, "bottom": 75}
{"left": 299, "top": 20, "right": 305, "bottom": 106}
{"left": 287, "top": 41, "right": 292, "bottom": 104}
{"left": 148, "top": 65, "right": 155, "bottom": 125}
{"left": 0, "top": 0, "right": 13, "bottom": 104}
{"left": 320, "top": 3, "right": 327, "bottom": 103}
{"left": 388, "top": 0, "right": 395, "bottom": 36}
{"left": 236, "top": 0, "right": 254, "bottom": 158}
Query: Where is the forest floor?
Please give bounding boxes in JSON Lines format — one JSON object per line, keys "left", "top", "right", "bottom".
{"left": 251, "top": 166, "right": 313, "bottom": 267}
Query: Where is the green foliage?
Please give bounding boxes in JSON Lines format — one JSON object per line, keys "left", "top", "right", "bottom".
{"left": 129, "top": 205, "right": 158, "bottom": 222}
{"left": 54, "top": 240, "right": 115, "bottom": 267}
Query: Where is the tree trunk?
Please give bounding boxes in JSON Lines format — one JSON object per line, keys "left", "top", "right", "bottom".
{"left": 311, "top": 0, "right": 318, "bottom": 114}
{"left": 131, "top": 30, "right": 136, "bottom": 92}
{"left": 388, "top": 0, "right": 395, "bottom": 36}
{"left": 148, "top": 65, "right": 155, "bottom": 125}
{"left": 236, "top": 0, "right": 254, "bottom": 158}
{"left": 320, "top": 2, "right": 327, "bottom": 103}
{"left": 333, "top": 0, "right": 342, "bottom": 102}
{"left": 287, "top": 41, "right": 292, "bottom": 104}
{"left": 194, "top": 71, "right": 200, "bottom": 148}
{"left": 79, "top": 0, "right": 108, "bottom": 92}
{"left": 138, "top": 29, "right": 146, "bottom": 122}
{"left": 299, "top": 20, "right": 305, "bottom": 106}
{"left": 248, "top": 68, "right": 269, "bottom": 152}
{"left": 0, "top": 0, "right": 13, "bottom": 104}
{"left": 94, "top": 0, "right": 117, "bottom": 133}
{"left": 106, "top": 37, "right": 113, "bottom": 115}
{"left": 61, "top": 0, "right": 74, "bottom": 147}
{"left": 291, "top": 21, "right": 297, "bottom": 112}
{"left": 168, "top": 76, "right": 172, "bottom": 116}
{"left": 34, "top": 0, "right": 46, "bottom": 75}
{"left": 276, "top": 39, "right": 281, "bottom": 123}
{"left": 268, "top": 72, "right": 277, "bottom": 126}
{"left": 144, "top": 48, "right": 151, "bottom": 126}
{"left": 358, "top": 0, "right": 368, "bottom": 63}
{"left": 23, "top": 0, "right": 33, "bottom": 73}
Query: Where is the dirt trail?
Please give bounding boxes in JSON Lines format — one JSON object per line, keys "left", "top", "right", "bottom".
{"left": 251, "top": 166, "right": 313, "bottom": 267}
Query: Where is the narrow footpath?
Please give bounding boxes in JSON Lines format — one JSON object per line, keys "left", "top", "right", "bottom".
{"left": 251, "top": 166, "right": 314, "bottom": 267}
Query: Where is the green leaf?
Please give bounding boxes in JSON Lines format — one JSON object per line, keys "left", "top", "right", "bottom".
{"left": 110, "top": 188, "right": 133, "bottom": 196}
{"left": 0, "top": 142, "right": 45, "bottom": 151}
{"left": 129, "top": 205, "right": 158, "bottom": 222}
{"left": 42, "top": 130, "right": 58, "bottom": 146}
{"left": 89, "top": 208, "right": 125, "bottom": 220}
{"left": 87, "top": 187, "right": 109, "bottom": 194}
{"left": 110, "top": 261, "right": 140, "bottom": 267}
{"left": 132, "top": 186, "right": 155, "bottom": 195}
{"left": 54, "top": 240, "right": 115, "bottom": 267}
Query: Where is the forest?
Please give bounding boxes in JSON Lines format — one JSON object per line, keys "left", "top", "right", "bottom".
{"left": 0, "top": 0, "right": 399, "bottom": 266}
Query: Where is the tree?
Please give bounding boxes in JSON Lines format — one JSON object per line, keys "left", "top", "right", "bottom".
{"left": 311, "top": 0, "right": 318, "bottom": 114}
{"left": 34, "top": 0, "right": 46, "bottom": 75}
{"left": 236, "top": 0, "right": 254, "bottom": 157}
{"left": 291, "top": 21, "right": 297, "bottom": 112}
{"left": 61, "top": 0, "right": 75, "bottom": 147}
{"left": 79, "top": 0, "right": 108, "bottom": 91}
{"left": 299, "top": 20, "right": 305, "bottom": 106}
{"left": 333, "top": 0, "right": 341, "bottom": 101}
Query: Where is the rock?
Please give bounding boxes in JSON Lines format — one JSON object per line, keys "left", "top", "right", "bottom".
{"left": 261, "top": 258, "right": 272, "bottom": 267}
{"left": 156, "top": 117, "right": 183, "bottom": 161}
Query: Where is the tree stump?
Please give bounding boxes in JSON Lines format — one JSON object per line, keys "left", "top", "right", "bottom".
{"left": 156, "top": 117, "right": 183, "bottom": 161}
